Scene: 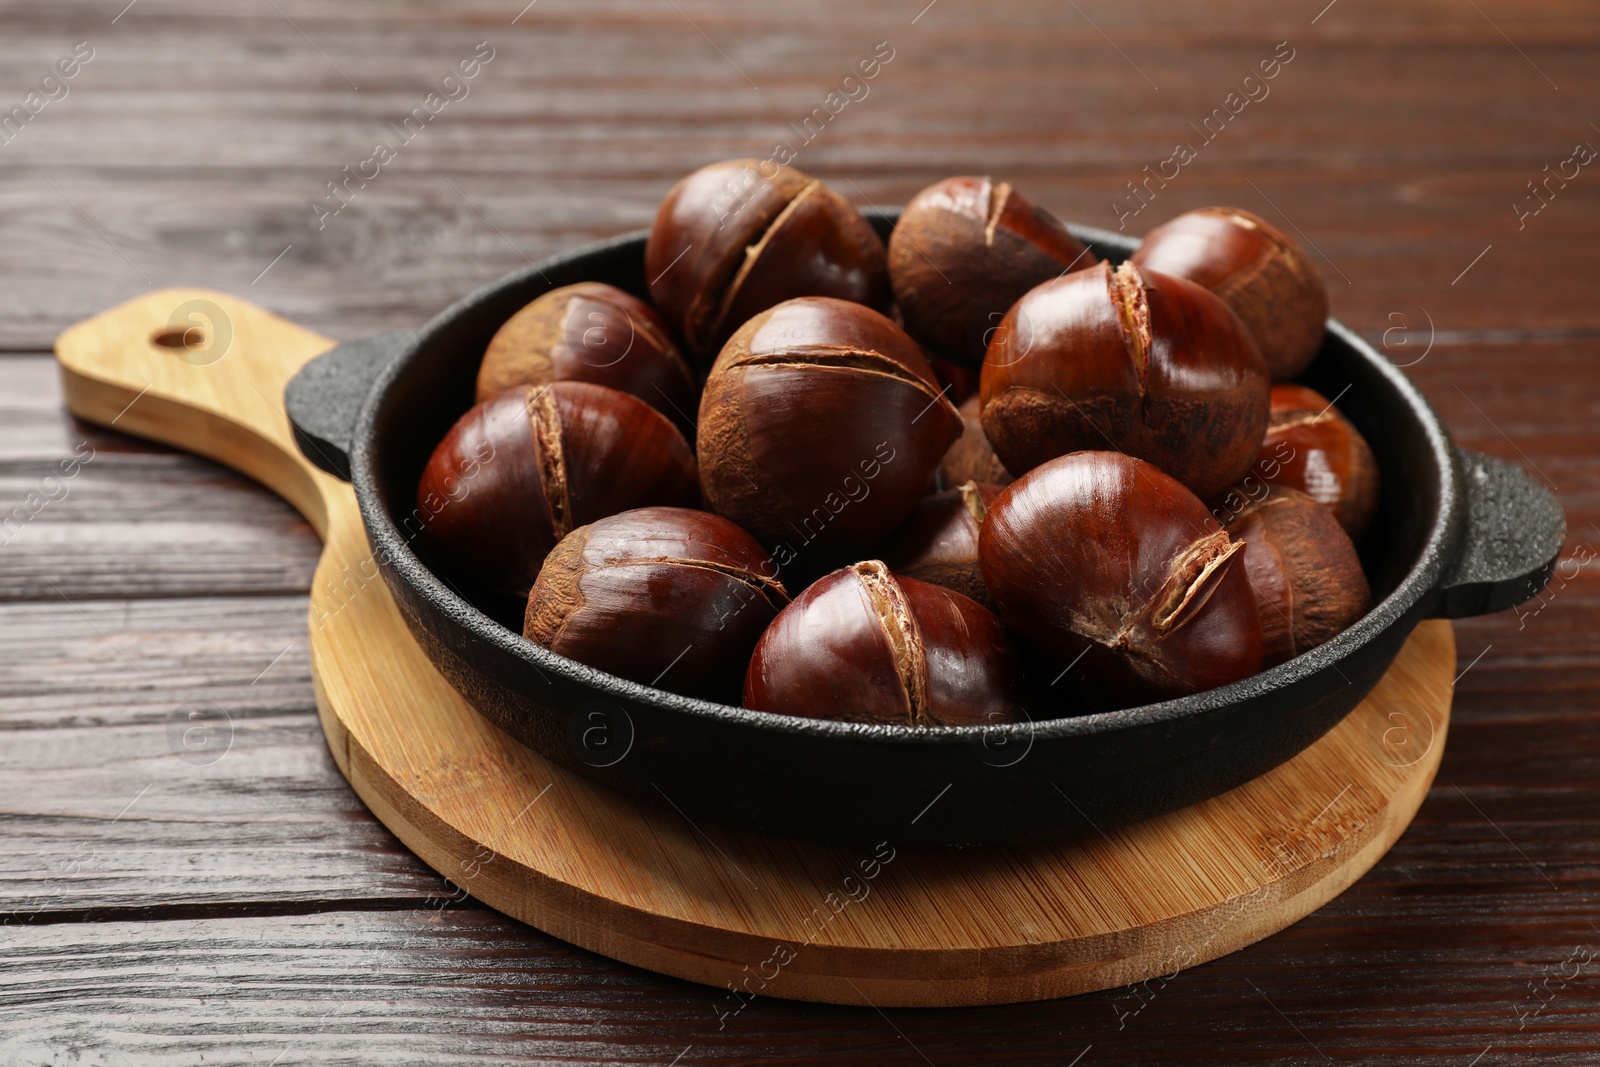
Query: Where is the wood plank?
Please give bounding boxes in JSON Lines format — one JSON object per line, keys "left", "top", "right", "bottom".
{"left": 0, "top": 0, "right": 1598, "bottom": 346}
{"left": 3, "top": 902, "right": 1600, "bottom": 1066}
{"left": 0, "top": 594, "right": 442, "bottom": 913}
{"left": 0, "top": 357, "right": 320, "bottom": 599}
{"left": 0, "top": 466, "right": 319, "bottom": 600}
{"left": 4, "top": 168, "right": 1596, "bottom": 353}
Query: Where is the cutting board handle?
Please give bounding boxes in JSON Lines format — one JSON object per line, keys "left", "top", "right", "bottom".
{"left": 54, "top": 288, "right": 343, "bottom": 537}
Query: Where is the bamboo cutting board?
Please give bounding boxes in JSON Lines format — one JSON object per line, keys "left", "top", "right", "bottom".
{"left": 55, "top": 289, "right": 1453, "bottom": 1008}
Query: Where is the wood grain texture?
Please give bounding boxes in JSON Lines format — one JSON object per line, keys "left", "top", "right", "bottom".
{"left": 4, "top": 0, "right": 1599, "bottom": 1058}
{"left": 0, "top": 594, "right": 445, "bottom": 914}
{"left": 1, "top": 1, "right": 1599, "bottom": 347}
{"left": 4, "top": 903, "right": 1600, "bottom": 1067}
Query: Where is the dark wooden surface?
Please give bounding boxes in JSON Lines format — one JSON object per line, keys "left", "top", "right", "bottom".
{"left": 3, "top": 1, "right": 1599, "bottom": 1062}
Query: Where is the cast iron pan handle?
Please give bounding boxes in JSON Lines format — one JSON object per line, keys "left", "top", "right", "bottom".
{"left": 1431, "top": 448, "right": 1566, "bottom": 619}
{"left": 284, "top": 331, "right": 415, "bottom": 482}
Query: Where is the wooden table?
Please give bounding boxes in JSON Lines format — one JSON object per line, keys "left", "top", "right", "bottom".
{"left": 3, "top": 2, "right": 1597, "bottom": 1062}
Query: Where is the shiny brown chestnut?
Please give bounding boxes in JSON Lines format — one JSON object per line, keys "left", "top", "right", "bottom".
{"left": 1226, "top": 486, "right": 1372, "bottom": 666}
{"left": 1130, "top": 206, "right": 1328, "bottom": 380}
{"left": 939, "top": 394, "right": 1012, "bottom": 489}
{"left": 880, "top": 480, "right": 1002, "bottom": 608}
{"left": 889, "top": 175, "right": 1096, "bottom": 367}
{"left": 475, "top": 282, "right": 699, "bottom": 437}
{"left": 1249, "top": 383, "right": 1380, "bottom": 539}
{"left": 645, "top": 159, "right": 888, "bottom": 362}
{"left": 744, "top": 560, "right": 1021, "bottom": 726}
{"left": 979, "top": 261, "right": 1270, "bottom": 499}
{"left": 698, "top": 297, "right": 963, "bottom": 570}
{"left": 980, "top": 450, "right": 1264, "bottom": 703}
{"left": 524, "top": 507, "right": 788, "bottom": 702}
{"left": 417, "top": 381, "right": 700, "bottom": 601}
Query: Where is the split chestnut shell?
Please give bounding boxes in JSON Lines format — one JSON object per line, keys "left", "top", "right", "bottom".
{"left": 889, "top": 175, "right": 1095, "bottom": 367}
{"left": 524, "top": 507, "right": 788, "bottom": 702}
{"left": 979, "top": 261, "right": 1270, "bottom": 499}
{"left": 645, "top": 159, "right": 888, "bottom": 361}
{"left": 744, "top": 560, "right": 1021, "bottom": 726}
{"left": 979, "top": 450, "right": 1265, "bottom": 703}
{"left": 475, "top": 281, "right": 698, "bottom": 438}
{"left": 697, "top": 297, "right": 963, "bottom": 571}
{"left": 417, "top": 382, "right": 700, "bottom": 601}
{"left": 1130, "top": 206, "right": 1329, "bottom": 380}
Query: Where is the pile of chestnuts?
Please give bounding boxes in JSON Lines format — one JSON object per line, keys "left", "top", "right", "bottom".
{"left": 417, "top": 159, "right": 1379, "bottom": 723}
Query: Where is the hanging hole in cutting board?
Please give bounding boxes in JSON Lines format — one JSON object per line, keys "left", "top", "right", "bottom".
{"left": 152, "top": 326, "right": 205, "bottom": 350}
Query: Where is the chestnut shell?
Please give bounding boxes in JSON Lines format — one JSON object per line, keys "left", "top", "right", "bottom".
{"left": 1254, "top": 383, "right": 1380, "bottom": 539}
{"left": 1130, "top": 206, "right": 1329, "bottom": 380}
{"left": 645, "top": 159, "right": 888, "bottom": 361}
{"left": 1227, "top": 486, "right": 1372, "bottom": 666}
{"left": 979, "top": 260, "right": 1270, "bottom": 499}
{"left": 888, "top": 175, "right": 1095, "bottom": 367}
{"left": 744, "top": 560, "right": 1021, "bottom": 726}
{"left": 476, "top": 281, "right": 698, "bottom": 437}
{"left": 524, "top": 507, "right": 788, "bottom": 702}
{"left": 697, "top": 297, "right": 963, "bottom": 571}
{"left": 417, "top": 381, "right": 700, "bottom": 600}
{"left": 979, "top": 450, "right": 1265, "bottom": 703}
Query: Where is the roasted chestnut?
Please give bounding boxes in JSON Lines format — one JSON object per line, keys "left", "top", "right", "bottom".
{"left": 889, "top": 176, "right": 1096, "bottom": 367}
{"left": 939, "top": 394, "right": 1013, "bottom": 489}
{"left": 1244, "top": 383, "right": 1380, "bottom": 539}
{"left": 417, "top": 381, "right": 700, "bottom": 600}
{"left": 980, "top": 451, "right": 1264, "bottom": 703}
{"left": 744, "top": 559, "right": 1021, "bottom": 726}
{"left": 475, "top": 282, "right": 699, "bottom": 437}
{"left": 645, "top": 159, "right": 888, "bottom": 362}
{"left": 880, "top": 480, "right": 1002, "bottom": 608}
{"left": 1226, "top": 486, "right": 1372, "bottom": 666}
{"left": 524, "top": 507, "right": 788, "bottom": 701}
{"left": 1130, "top": 207, "right": 1328, "bottom": 380}
{"left": 979, "top": 261, "right": 1269, "bottom": 499}
{"left": 698, "top": 297, "right": 964, "bottom": 570}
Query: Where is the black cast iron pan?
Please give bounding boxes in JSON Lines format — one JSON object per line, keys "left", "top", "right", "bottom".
{"left": 284, "top": 212, "right": 1564, "bottom": 848}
